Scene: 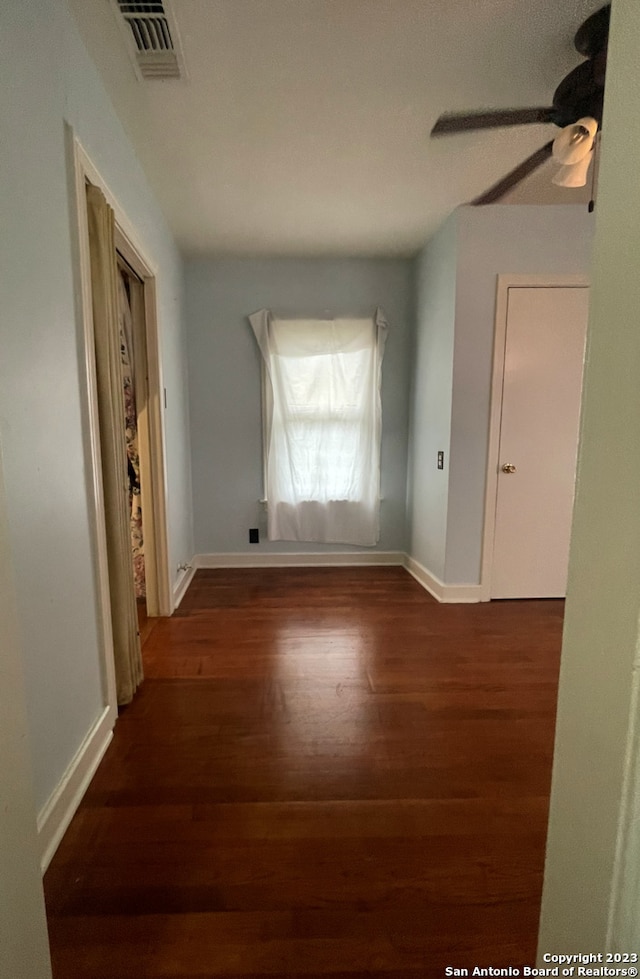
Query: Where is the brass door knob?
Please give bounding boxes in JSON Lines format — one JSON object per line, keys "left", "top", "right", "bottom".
{"left": 501, "top": 463, "right": 517, "bottom": 474}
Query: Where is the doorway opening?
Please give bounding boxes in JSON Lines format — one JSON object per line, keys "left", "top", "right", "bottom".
{"left": 116, "top": 256, "right": 155, "bottom": 644}
{"left": 72, "top": 134, "right": 172, "bottom": 717}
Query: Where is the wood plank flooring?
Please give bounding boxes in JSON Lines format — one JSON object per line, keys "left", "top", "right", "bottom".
{"left": 137, "top": 598, "right": 160, "bottom": 647}
{"left": 44, "top": 567, "right": 564, "bottom": 978}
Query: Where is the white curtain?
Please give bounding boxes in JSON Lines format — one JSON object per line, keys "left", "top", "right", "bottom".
{"left": 249, "top": 308, "right": 388, "bottom": 546}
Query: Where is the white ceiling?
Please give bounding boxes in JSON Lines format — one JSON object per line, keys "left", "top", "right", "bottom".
{"left": 68, "top": 0, "right": 602, "bottom": 257}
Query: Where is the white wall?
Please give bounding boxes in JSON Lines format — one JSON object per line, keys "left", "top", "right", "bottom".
{"left": 0, "top": 0, "right": 192, "bottom": 818}
{"left": 539, "top": 0, "right": 640, "bottom": 950}
{"left": 0, "top": 449, "right": 52, "bottom": 978}
{"left": 407, "top": 204, "right": 595, "bottom": 586}
{"left": 186, "top": 257, "right": 413, "bottom": 554}
{"left": 407, "top": 213, "right": 457, "bottom": 579}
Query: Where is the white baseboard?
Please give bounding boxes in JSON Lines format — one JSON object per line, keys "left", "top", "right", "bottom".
{"left": 172, "top": 562, "right": 196, "bottom": 610}
{"left": 191, "top": 551, "right": 483, "bottom": 603}
{"left": 195, "top": 550, "right": 405, "bottom": 569}
{"left": 37, "top": 705, "right": 114, "bottom": 872}
{"left": 404, "top": 555, "right": 484, "bottom": 603}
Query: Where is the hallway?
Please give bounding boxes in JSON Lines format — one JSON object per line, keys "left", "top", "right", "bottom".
{"left": 44, "top": 567, "right": 563, "bottom": 977}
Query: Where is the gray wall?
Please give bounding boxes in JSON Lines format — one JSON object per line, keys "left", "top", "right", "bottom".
{"left": 0, "top": 0, "right": 192, "bottom": 813}
{"left": 539, "top": 0, "right": 640, "bottom": 947}
{"left": 406, "top": 204, "right": 595, "bottom": 585}
{"left": 446, "top": 204, "right": 596, "bottom": 583}
{"left": 407, "top": 213, "right": 457, "bottom": 579}
{"left": 0, "top": 453, "right": 52, "bottom": 978}
{"left": 186, "top": 257, "right": 413, "bottom": 554}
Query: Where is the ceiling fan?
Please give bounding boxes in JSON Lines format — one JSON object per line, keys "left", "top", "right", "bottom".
{"left": 431, "top": 4, "right": 611, "bottom": 205}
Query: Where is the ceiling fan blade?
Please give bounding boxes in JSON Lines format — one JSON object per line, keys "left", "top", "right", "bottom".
{"left": 472, "top": 140, "right": 555, "bottom": 205}
{"left": 431, "top": 107, "right": 555, "bottom": 136}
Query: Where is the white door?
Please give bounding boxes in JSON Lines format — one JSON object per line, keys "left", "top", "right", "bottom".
{"left": 491, "top": 286, "right": 589, "bottom": 599}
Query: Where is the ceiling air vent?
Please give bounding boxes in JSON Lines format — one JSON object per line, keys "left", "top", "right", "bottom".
{"left": 112, "top": 0, "right": 186, "bottom": 80}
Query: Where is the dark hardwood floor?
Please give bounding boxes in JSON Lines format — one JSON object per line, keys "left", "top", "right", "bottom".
{"left": 44, "top": 567, "right": 564, "bottom": 978}
{"left": 137, "top": 597, "right": 160, "bottom": 647}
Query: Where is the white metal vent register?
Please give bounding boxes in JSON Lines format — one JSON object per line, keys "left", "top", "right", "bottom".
{"left": 112, "top": 0, "right": 186, "bottom": 79}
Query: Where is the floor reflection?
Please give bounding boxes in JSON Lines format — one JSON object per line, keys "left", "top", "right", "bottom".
{"left": 272, "top": 614, "right": 377, "bottom": 768}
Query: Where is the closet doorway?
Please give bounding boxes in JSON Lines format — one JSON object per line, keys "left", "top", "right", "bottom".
{"left": 115, "top": 242, "right": 170, "bottom": 627}
{"left": 73, "top": 134, "right": 171, "bottom": 716}
{"left": 481, "top": 274, "right": 589, "bottom": 600}
{"left": 117, "top": 254, "right": 161, "bottom": 642}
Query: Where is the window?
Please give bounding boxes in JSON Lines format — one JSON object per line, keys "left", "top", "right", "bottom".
{"left": 249, "top": 309, "right": 388, "bottom": 546}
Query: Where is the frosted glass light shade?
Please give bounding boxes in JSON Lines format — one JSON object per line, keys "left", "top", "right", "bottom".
{"left": 552, "top": 152, "right": 594, "bottom": 188}
{"left": 552, "top": 117, "right": 598, "bottom": 165}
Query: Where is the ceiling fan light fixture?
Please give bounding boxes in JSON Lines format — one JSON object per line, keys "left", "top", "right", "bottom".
{"left": 552, "top": 116, "right": 598, "bottom": 165}
{"left": 552, "top": 151, "right": 594, "bottom": 188}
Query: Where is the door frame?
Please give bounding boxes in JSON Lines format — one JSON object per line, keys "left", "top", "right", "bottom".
{"left": 479, "top": 274, "right": 590, "bottom": 602}
{"left": 71, "top": 133, "right": 172, "bottom": 714}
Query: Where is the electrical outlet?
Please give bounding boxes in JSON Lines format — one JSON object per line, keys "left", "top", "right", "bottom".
{"left": 249, "top": 528, "right": 259, "bottom": 544}
{"left": 437, "top": 451, "right": 445, "bottom": 470}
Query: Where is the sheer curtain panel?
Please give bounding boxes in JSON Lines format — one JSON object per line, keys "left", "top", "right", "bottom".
{"left": 249, "top": 308, "right": 388, "bottom": 546}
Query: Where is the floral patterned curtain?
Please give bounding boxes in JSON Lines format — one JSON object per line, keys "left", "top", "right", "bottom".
{"left": 117, "top": 273, "right": 145, "bottom": 599}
